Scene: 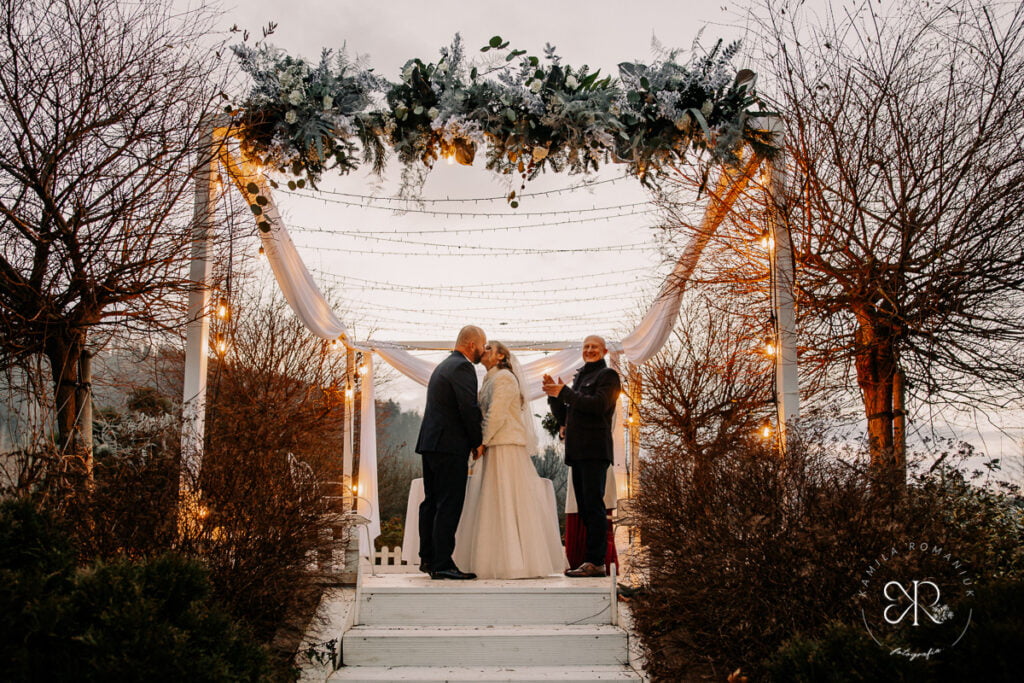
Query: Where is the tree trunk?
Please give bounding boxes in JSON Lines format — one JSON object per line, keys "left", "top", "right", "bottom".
{"left": 44, "top": 328, "right": 93, "bottom": 483}
{"left": 852, "top": 314, "right": 902, "bottom": 479}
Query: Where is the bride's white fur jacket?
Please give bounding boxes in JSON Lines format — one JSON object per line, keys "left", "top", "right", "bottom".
{"left": 479, "top": 367, "right": 528, "bottom": 447}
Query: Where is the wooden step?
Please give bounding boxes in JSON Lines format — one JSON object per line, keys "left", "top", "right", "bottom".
{"left": 328, "top": 664, "right": 642, "bottom": 682}
{"left": 357, "top": 576, "right": 612, "bottom": 626}
{"left": 342, "top": 625, "right": 628, "bottom": 667}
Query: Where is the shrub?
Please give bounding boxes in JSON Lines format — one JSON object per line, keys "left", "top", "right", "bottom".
{"left": 0, "top": 498, "right": 77, "bottom": 680}
{"left": 0, "top": 499, "right": 269, "bottom": 682}
{"left": 766, "top": 621, "right": 924, "bottom": 682}
{"left": 629, "top": 428, "right": 1024, "bottom": 681}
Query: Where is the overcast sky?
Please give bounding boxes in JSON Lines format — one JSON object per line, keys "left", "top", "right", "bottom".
{"left": 200, "top": 0, "right": 792, "bottom": 406}
{"left": 192, "top": 1, "right": 1023, "bottom": 463}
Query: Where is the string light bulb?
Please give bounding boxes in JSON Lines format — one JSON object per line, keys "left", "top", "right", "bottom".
{"left": 214, "top": 334, "right": 229, "bottom": 356}
{"left": 328, "top": 339, "right": 340, "bottom": 352}
{"left": 352, "top": 484, "right": 360, "bottom": 495}
{"left": 257, "top": 245, "right": 265, "bottom": 260}
{"left": 345, "top": 385, "right": 355, "bottom": 399}
{"left": 358, "top": 363, "right": 368, "bottom": 376}
{"left": 216, "top": 297, "right": 230, "bottom": 320}
{"left": 765, "top": 341, "right": 776, "bottom": 356}
{"left": 760, "top": 233, "right": 775, "bottom": 250}
{"left": 760, "top": 423, "right": 772, "bottom": 439}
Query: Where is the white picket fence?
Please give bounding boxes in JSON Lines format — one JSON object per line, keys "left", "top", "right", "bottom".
{"left": 362, "top": 545, "right": 416, "bottom": 573}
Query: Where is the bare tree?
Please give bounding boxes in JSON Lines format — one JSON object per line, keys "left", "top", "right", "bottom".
{"left": 670, "top": 1, "right": 1024, "bottom": 476}
{"left": 768, "top": 0, "right": 1024, "bottom": 472}
{"left": 639, "top": 289, "right": 776, "bottom": 476}
{"left": 0, "top": 0, "right": 228, "bottom": 464}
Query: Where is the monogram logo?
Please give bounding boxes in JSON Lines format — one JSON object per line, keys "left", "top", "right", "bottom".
{"left": 856, "top": 541, "right": 974, "bottom": 660}
{"left": 883, "top": 580, "right": 944, "bottom": 626}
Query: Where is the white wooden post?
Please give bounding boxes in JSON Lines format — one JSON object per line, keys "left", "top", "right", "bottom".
{"left": 763, "top": 117, "right": 800, "bottom": 445}
{"left": 180, "top": 120, "right": 218, "bottom": 493}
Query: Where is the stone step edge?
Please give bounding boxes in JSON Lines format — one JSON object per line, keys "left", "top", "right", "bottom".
{"left": 357, "top": 585, "right": 610, "bottom": 595}
{"left": 345, "top": 624, "right": 623, "bottom": 637}
{"left": 326, "top": 664, "right": 641, "bottom": 681}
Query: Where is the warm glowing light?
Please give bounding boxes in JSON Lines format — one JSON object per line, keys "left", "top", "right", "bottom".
{"left": 328, "top": 339, "right": 340, "bottom": 352}
{"left": 257, "top": 245, "right": 265, "bottom": 260}
{"left": 197, "top": 505, "right": 210, "bottom": 520}
{"left": 761, "top": 424, "right": 772, "bottom": 439}
{"left": 214, "top": 335, "right": 229, "bottom": 355}
{"left": 352, "top": 484, "right": 360, "bottom": 495}
{"left": 760, "top": 234, "right": 775, "bottom": 250}
{"left": 765, "top": 342, "right": 776, "bottom": 356}
{"left": 358, "top": 364, "right": 368, "bottom": 376}
{"left": 216, "top": 297, "right": 230, "bottom": 320}
{"left": 446, "top": 152, "right": 455, "bottom": 165}
{"left": 345, "top": 387, "right": 355, "bottom": 399}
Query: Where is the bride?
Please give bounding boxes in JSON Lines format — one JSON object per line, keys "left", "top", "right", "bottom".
{"left": 454, "top": 341, "right": 567, "bottom": 579}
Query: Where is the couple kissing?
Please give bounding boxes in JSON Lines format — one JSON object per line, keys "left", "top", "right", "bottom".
{"left": 415, "top": 325, "right": 620, "bottom": 581}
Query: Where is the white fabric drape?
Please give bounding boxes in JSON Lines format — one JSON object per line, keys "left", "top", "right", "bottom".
{"left": 222, "top": 150, "right": 347, "bottom": 340}
{"left": 370, "top": 344, "right": 436, "bottom": 386}
{"left": 357, "top": 354, "right": 380, "bottom": 555}
{"left": 219, "top": 150, "right": 765, "bottom": 537}
{"left": 223, "top": 153, "right": 764, "bottom": 370}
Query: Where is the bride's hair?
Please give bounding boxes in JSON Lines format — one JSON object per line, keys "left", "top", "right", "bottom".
{"left": 490, "top": 340, "right": 513, "bottom": 371}
{"left": 488, "top": 340, "right": 539, "bottom": 455}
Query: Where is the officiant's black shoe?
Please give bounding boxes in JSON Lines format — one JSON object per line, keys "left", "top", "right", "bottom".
{"left": 565, "top": 562, "right": 606, "bottom": 578}
{"left": 430, "top": 568, "right": 476, "bottom": 580}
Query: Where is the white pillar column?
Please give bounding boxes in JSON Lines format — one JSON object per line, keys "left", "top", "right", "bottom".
{"left": 180, "top": 120, "right": 218, "bottom": 492}
{"left": 764, "top": 117, "right": 800, "bottom": 445}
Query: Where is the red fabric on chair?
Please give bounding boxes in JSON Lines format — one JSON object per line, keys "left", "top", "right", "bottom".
{"left": 564, "top": 511, "right": 618, "bottom": 571}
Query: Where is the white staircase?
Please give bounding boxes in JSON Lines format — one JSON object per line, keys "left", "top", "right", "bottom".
{"left": 328, "top": 574, "right": 640, "bottom": 682}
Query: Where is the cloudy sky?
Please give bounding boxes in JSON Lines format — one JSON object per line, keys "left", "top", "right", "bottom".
{"left": 193, "top": 1, "right": 1023, "bottom": 463}
{"left": 201, "top": 0, "right": 794, "bottom": 406}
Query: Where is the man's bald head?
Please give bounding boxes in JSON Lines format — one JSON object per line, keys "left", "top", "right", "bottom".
{"left": 581, "top": 335, "right": 608, "bottom": 363}
{"left": 455, "top": 325, "right": 487, "bottom": 363}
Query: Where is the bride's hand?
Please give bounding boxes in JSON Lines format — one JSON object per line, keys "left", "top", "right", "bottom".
{"left": 472, "top": 445, "right": 485, "bottom": 460}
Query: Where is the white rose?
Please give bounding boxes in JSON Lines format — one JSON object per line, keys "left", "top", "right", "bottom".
{"left": 566, "top": 75, "right": 579, "bottom": 89}
{"left": 428, "top": 107, "right": 439, "bottom": 120}
{"left": 529, "top": 79, "right": 543, "bottom": 93}
{"left": 402, "top": 64, "right": 415, "bottom": 82}
{"left": 288, "top": 89, "right": 303, "bottom": 106}
{"left": 323, "top": 95, "right": 334, "bottom": 110}
{"left": 285, "top": 110, "right": 298, "bottom": 124}
{"left": 701, "top": 99, "right": 713, "bottom": 117}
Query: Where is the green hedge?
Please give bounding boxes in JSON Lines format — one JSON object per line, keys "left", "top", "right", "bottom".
{"left": 0, "top": 499, "right": 270, "bottom": 682}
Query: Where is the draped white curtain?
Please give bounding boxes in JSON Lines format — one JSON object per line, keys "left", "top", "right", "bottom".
{"left": 219, "top": 148, "right": 763, "bottom": 550}
{"left": 357, "top": 354, "right": 380, "bottom": 555}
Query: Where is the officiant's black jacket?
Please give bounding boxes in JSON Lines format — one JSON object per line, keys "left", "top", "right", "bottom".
{"left": 416, "top": 350, "right": 483, "bottom": 456}
{"left": 548, "top": 359, "right": 621, "bottom": 465}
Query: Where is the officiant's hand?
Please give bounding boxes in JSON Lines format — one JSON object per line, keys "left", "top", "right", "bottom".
{"left": 542, "top": 374, "right": 565, "bottom": 398}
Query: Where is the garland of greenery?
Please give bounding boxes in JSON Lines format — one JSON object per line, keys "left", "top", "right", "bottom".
{"left": 229, "top": 35, "right": 774, "bottom": 210}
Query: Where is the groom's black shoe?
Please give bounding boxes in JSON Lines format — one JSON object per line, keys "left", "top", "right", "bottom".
{"left": 418, "top": 563, "right": 432, "bottom": 574}
{"left": 430, "top": 568, "right": 477, "bottom": 580}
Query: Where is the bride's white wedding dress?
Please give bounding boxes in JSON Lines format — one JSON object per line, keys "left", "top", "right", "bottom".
{"left": 454, "top": 366, "right": 567, "bottom": 579}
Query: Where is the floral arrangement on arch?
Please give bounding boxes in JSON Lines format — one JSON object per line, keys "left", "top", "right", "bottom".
{"left": 229, "top": 34, "right": 773, "bottom": 204}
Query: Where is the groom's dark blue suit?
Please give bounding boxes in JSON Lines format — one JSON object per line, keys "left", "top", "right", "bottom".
{"left": 415, "top": 350, "right": 483, "bottom": 572}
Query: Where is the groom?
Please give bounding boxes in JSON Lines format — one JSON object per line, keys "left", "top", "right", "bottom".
{"left": 543, "top": 335, "right": 621, "bottom": 578}
{"left": 415, "top": 325, "right": 487, "bottom": 580}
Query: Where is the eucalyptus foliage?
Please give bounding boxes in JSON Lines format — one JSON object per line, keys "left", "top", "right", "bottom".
{"left": 230, "top": 35, "right": 772, "bottom": 199}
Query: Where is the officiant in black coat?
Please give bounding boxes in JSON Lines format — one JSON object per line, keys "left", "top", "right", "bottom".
{"left": 415, "top": 325, "right": 486, "bottom": 580}
{"left": 544, "top": 335, "right": 621, "bottom": 578}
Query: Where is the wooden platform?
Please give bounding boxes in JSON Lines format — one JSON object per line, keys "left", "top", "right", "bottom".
{"left": 323, "top": 573, "right": 641, "bottom": 683}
